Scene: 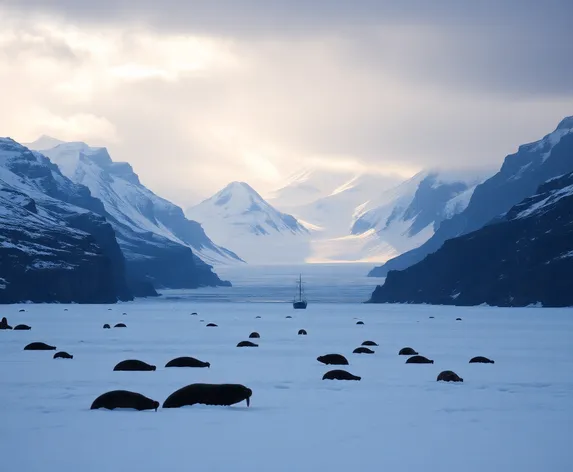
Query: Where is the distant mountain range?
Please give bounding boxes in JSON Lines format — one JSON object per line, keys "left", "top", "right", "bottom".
{"left": 369, "top": 116, "right": 573, "bottom": 278}
{"left": 368, "top": 115, "right": 573, "bottom": 307}
{"left": 186, "top": 181, "right": 310, "bottom": 265}
{"left": 264, "top": 166, "right": 485, "bottom": 263}
{"left": 1, "top": 136, "right": 236, "bottom": 303}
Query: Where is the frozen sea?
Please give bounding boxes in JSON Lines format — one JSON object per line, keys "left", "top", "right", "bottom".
{"left": 0, "top": 264, "right": 572, "bottom": 472}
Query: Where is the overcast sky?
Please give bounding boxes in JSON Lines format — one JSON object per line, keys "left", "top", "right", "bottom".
{"left": 1, "top": 1, "right": 572, "bottom": 207}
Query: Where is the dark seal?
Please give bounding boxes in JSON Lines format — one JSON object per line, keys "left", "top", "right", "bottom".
{"left": 356, "top": 321, "right": 364, "bottom": 325}
{"left": 353, "top": 347, "right": 375, "bottom": 354}
{"left": 237, "top": 340, "right": 258, "bottom": 347}
{"left": 399, "top": 347, "right": 418, "bottom": 356}
{"left": 298, "top": 329, "right": 307, "bottom": 335}
{"left": 163, "top": 383, "right": 252, "bottom": 409}
{"left": 90, "top": 390, "right": 159, "bottom": 411}
{"left": 103, "top": 324, "right": 111, "bottom": 329}
{"left": 0, "top": 317, "right": 12, "bottom": 330}
{"left": 165, "top": 356, "right": 210, "bottom": 368}
{"left": 406, "top": 355, "right": 434, "bottom": 364}
{"left": 361, "top": 340, "right": 378, "bottom": 346}
{"left": 114, "top": 323, "right": 127, "bottom": 328}
{"left": 113, "top": 359, "right": 156, "bottom": 371}
{"left": 206, "top": 323, "right": 218, "bottom": 327}
{"left": 286, "top": 316, "right": 292, "bottom": 319}
{"left": 191, "top": 312, "right": 198, "bottom": 316}
{"left": 469, "top": 356, "right": 495, "bottom": 364}
{"left": 13, "top": 324, "right": 31, "bottom": 330}
{"left": 429, "top": 316, "right": 435, "bottom": 319}
{"left": 255, "top": 316, "right": 262, "bottom": 319}
{"left": 54, "top": 351, "right": 73, "bottom": 359}
{"left": 322, "top": 369, "right": 361, "bottom": 381}
{"left": 456, "top": 318, "right": 462, "bottom": 321}
{"left": 437, "top": 370, "right": 463, "bottom": 382}
{"left": 24, "top": 342, "right": 56, "bottom": 351}
{"left": 317, "top": 354, "right": 349, "bottom": 365}
{"left": 249, "top": 332, "right": 260, "bottom": 339}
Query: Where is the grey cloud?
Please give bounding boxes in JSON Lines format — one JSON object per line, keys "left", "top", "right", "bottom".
{"left": 1, "top": 1, "right": 572, "bottom": 205}
{"left": 4, "top": 1, "right": 573, "bottom": 97}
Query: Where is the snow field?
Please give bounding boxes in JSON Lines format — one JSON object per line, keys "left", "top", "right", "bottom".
{"left": 0, "top": 302, "right": 572, "bottom": 472}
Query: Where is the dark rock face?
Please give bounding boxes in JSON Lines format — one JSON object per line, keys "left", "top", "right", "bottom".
{"left": 369, "top": 172, "right": 573, "bottom": 307}
{"left": 370, "top": 117, "right": 573, "bottom": 277}
{"left": 0, "top": 138, "right": 134, "bottom": 303}
{"left": 237, "top": 341, "right": 258, "bottom": 347}
{"left": 401, "top": 173, "right": 470, "bottom": 237}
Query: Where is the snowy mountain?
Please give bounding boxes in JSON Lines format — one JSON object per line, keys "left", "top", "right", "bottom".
{"left": 266, "top": 167, "right": 362, "bottom": 209}
{"left": 0, "top": 138, "right": 134, "bottom": 303}
{"left": 369, "top": 171, "right": 573, "bottom": 307}
{"left": 346, "top": 170, "right": 485, "bottom": 262}
{"left": 287, "top": 173, "right": 402, "bottom": 237}
{"left": 265, "top": 166, "right": 483, "bottom": 264}
{"left": 37, "top": 141, "right": 241, "bottom": 269}
{"left": 186, "top": 182, "right": 311, "bottom": 264}
{"left": 369, "top": 115, "right": 573, "bottom": 277}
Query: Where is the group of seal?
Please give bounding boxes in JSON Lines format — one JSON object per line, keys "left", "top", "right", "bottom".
{"left": 1, "top": 317, "right": 30, "bottom": 330}
{"left": 90, "top": 383, "right": 252, "bottom": 412}
{"left": 102, "top": 323, "right": 125, "bottom": 329}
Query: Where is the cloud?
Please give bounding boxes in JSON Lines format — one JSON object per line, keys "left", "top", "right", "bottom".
{"left": 0, "top": 3, "right": 572, "bottom": 207}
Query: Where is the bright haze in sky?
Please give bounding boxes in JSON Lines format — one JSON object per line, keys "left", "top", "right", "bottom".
{"left": 1, "top": 1, "right": 572, "bottom": 207}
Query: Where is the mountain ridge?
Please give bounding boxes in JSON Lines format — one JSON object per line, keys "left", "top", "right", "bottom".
{"left": 369, "top": 116, "right": 573, "bottom": 277}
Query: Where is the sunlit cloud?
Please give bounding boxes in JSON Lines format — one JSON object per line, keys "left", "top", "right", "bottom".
{"left": 1, "top": 3, "right": 571, "bottom": 207}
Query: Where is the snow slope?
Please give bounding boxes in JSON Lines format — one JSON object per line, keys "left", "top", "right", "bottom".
{"left": 36, "top": 141, "right": 241, "bottom": 267}
{"left": 0, "top": 137, "right": 133, "bottom": 302}
{"left": 266, "top": 167, "right": 361, "bottom": 208}
{"left": 370, "top": 115, "right": 573, "bottom": 277}
{"left": 186, "top": 182, "right": 311, "bottom": 265}
{"left": 264, "top": 166, "right": 485, "bottom": 264}
{"left": 0, "top": 301, "right": 571, "bottom": 472}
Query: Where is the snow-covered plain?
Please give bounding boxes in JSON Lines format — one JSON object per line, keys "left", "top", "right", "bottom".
{"left": 1, "top": 301, "right": 572, "bottom": 472}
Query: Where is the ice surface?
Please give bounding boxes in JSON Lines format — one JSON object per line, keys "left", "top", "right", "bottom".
{"left": 0, "top": 299, "right": 572, "bottom": 472}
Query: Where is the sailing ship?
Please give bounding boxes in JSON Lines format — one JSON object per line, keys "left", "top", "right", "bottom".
{"left": 293, "top": 274, "right": 308, "bottom": 309}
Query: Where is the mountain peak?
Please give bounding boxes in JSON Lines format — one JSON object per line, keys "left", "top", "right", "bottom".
{"left": 556, "top": 116, "right": 573, "bottom": 131}
{"left": 226, "top": 181, "right": 256, "bottom": 192}
{"left": 24, "top": 135, "right": 65, "bottom": 151}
